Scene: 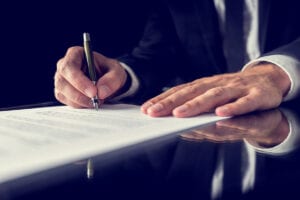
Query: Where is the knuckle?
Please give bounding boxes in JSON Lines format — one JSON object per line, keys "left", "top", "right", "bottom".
{"left": 206, "top": 87, "right": 226, "bottom": 97}
{"left": 56, "top": 58, "right": 64, "bottom": 70}
{"left": 189, "top": 86, "right": 199, "bottom": 94}
{"left": 66, "top": 68, "right": 78, "bottom": 79}
{"left": 57, "top": 59, "right": 68, "bottom": 74}
{"left": 53, "top": 72, "right": 59, "bottom": 82}
{"left": 58, "top": 47, "right": 82, "bottom": 75}
{"left": 66, "top": 46, "right": 81, "bottom": 55}
{"left": 56, "top": 59, "right": 66, "bottom": 74}
{"left": 250, "top": 87, "right": 265, "bottom": 96}
{"left": 54, "top": 74, "right": 65, "bottom": 91}
{"left": 171, "top": 83, "right": 190, "bottom": 92}
{"left": 241, "top": 96, "right": 255, "bottom": 104}
{"left": 168, "top": 85, "right": 182, "bottom": 93}
{"left": 54, "top": 89, "right": 64, "bottom": 102}
{"left": 228, "top": 75, "right": 247, "bottom": 87}
{"left": 72, "top": 94, "right": 84, "bottom": 104}
{"left": 186, "top": 101, "right": 200, "bottom": 109}
{"left": 212, "top": 74, "right": 229, "bottom": 81}
{"left": 59, "top": 63, "right": 78, "bottom": 80}
{"left": 162, "top": 98, "right": 176, "bottom": 107}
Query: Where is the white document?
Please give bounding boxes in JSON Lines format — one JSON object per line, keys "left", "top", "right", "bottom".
{"left": 0, "top": 104, "right": 226, "bottom": 183}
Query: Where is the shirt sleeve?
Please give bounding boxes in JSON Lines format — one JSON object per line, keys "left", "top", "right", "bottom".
{"left": 242, "top": 54, "right": 300, "bottom": 101}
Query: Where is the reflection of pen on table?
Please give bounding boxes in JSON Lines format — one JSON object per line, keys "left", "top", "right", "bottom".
{"left": 87, "top": 158, "right": 94, "bottom": 179}
{"left": 83, "top": 32, "right": 100, "bottom": 110}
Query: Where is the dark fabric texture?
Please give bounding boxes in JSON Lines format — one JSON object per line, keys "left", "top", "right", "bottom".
{"left": 118, "top": 0, "right": 300, "bottom": 103}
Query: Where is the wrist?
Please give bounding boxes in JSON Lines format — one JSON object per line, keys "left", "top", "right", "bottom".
{"left": 244, "top": 62, "right": 291, "bottom": 98}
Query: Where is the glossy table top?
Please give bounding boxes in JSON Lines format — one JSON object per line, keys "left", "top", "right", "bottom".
{"left": 1, "top": 101, "right": 300, "bottom": 200}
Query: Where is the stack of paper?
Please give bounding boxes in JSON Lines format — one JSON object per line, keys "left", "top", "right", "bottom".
{"left": 0, "top": 104, "right": 226, "bottom": 183}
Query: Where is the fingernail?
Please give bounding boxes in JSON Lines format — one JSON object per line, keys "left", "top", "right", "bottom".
{"left": 148, "top": 103, "right": 164, "bottom": 114}
{"left": 216, "top": 107, "right": 231, "bottom": 117}
{"left": 174, "top": 105, "right": 188, "bottom": 113}
{"left": 141, "top": 102, "right": 154, "bottom": 113}
{"left": 99, "top": 85, "right": 111, "bottom": 99}
{"left": 84, "top": 87, "right": 95, "bottom": 98}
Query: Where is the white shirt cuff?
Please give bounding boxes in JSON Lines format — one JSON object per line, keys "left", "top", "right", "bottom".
{"left": 112, "top": 62, "right": 140, "bottom": 101}
{"left": 242, "top": 55, "right": 300, "bottom": 101}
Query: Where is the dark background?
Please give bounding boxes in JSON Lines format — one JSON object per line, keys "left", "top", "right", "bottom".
{"left": 0, "top": 0, "right": 151, "bottom": 108}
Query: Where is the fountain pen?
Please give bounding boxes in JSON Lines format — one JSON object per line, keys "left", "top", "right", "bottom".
{"left": 83, "top": 32, "right": 99, "bottom": 110}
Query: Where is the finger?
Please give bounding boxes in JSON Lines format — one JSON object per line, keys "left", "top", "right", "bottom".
{"left": 180, "top": 131, "right": 206, "bottom": 142}
{"left": 141, "top": 77, "right": 221, "bottom": 115}
{"left": 54, "top": 88, "right": 86, "bottom": 108}
{"left": 96, "top": 61, "right": 127, "bottom": 99}
{"left": 57, "top": 47, "right": 97, "bottom": 98}
{"left": 216, "top": 115, "right": 260, "bottom": 130}
{"left": 216, "top": 84, "right": 283, "bottom": 117}
{"left": 172, "top": 87, "right": 242, "bottom": 117}
{"left": 141, "top": 84, "right": 187, "bottom": 114}
{"left": 215, "top": 94, "right": 260, "bottom": 116}
{"left": 54, "top": 73, "right": 92, "bottom": 108}
{"left": 145, "top": 84, "right": 205, "bottom": 117}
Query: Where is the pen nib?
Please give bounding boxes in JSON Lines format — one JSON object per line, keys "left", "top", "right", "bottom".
{"left": 94, "top": 102, "right": 99, "bottom": 111}
{"left": 91, "top": 97, "right": 99, "bottom": 111}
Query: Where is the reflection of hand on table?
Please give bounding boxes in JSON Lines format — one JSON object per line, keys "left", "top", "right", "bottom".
{"left": 181, "top": 109, "right": 289, "bottom": 148}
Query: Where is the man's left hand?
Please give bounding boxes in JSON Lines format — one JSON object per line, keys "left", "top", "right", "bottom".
{"left": 141, "top": 63, "right": 291, "bottom": 117}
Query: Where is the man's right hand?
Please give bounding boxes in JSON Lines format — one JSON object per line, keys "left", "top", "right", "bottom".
{"left": 54, "top": 46, "right": 127, "bottom": 108}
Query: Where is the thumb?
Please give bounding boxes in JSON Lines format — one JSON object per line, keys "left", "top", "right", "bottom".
{"left": 96, "top": 60, "right": 128, "bottom": 99}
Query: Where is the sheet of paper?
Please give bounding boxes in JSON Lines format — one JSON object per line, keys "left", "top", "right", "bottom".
{"left": 0, "top": 104, "right": 226, "bottom": 183}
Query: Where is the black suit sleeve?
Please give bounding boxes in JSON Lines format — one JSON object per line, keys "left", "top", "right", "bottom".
{"left": 118, "top": 2, "right": 184, "bottom": 102}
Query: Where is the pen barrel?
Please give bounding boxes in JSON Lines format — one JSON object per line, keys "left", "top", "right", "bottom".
{"left": 83, "top": 33, "right": 97, "bottom": 82}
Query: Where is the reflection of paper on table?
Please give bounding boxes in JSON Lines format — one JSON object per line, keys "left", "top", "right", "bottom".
{"left": 0, "top": 104, "right": 226, "bottom": 183}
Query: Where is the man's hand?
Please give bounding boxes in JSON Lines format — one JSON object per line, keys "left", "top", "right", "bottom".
{"left": 54, "top": 46, "right": 127, "bottom": 108}
{"left": 141, "top": 63, "right": 291, "bottom": 117}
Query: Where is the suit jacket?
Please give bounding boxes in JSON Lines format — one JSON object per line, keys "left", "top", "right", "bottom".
{"left": 119, "top": 0, "right": 300, "bottom": 102}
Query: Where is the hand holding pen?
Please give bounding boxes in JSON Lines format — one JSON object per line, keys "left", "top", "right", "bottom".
{"left": 54, "top": 33, "right": 128, "bottom": 109}
{"left": 83, "top": 32, "right": 100, "bottom": 110}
